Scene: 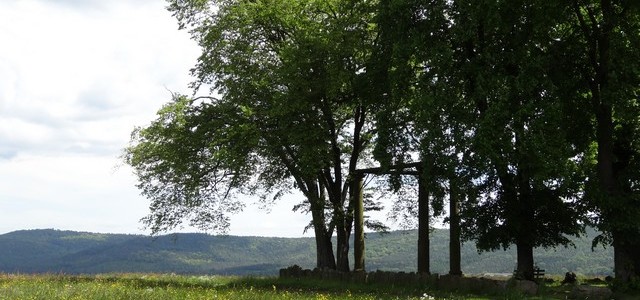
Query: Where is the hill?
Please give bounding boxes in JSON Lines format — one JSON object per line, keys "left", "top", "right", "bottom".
{"left": 0, "top": 228, "right": 612, "bottom": 276}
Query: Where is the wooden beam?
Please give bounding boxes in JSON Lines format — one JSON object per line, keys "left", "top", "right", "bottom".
{"left": 355, "top": 169, "right": 419, "bottom": 176}
{"left": 353, "top": 160, "right": 437, "bottom": 275}
{"left": 354, "top": 161, "right": 422, "bottom": 175}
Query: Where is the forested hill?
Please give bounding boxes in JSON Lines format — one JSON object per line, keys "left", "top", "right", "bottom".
{"left": 0, "top": 228, "right": 612, "bottom": 276}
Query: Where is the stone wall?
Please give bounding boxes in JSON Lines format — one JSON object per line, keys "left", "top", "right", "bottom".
{"left": 279, "top": 265, "right": 538, "bottom": 296}
{"left": 280, "top": 266, "right": 619, "bottom": 298}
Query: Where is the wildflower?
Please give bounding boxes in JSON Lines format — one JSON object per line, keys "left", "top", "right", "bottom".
{"left": 420, "top": 293, "right": 436, "bottom": 300}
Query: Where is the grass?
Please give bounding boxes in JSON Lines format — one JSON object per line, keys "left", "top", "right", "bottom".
{"left": 0, "top": 273, "right": 599, "bottom": 299}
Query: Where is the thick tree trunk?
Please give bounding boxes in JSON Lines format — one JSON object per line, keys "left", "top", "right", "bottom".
{"left": 594, "top": 104, "right": 639, "bottom": 281}
{"left": 353, "top": 174, "right": 365, "bottom": 271}
{"left": 516, "top": 240, "right": 535, "bottom": 281}
{"left": 597, "top": 115, "right": 640, "bottom": 281}
{"left": 313, "top": 225, "right": 336, "bottom": 270}
{"left": 449, "top": 181, "right": 462, "bottom": 276}
{"left": 326, "top": 181, "right": 350, "bottom": 272}
{"left": 309, "top": 188, "right": 336, "bottom": 270}
{"left": 335, "top": 223, "right": 351, "bottom": 272}
{"left": 612, "top": 233, "right": 636, "bottom": 282}
{"left": 514, "top": 191, "right": 535, "bottom": 281}
{"left": 514, "top": 147, "right": 536, "bottom": 281}
{"left": 575, "top": 0, "right": 640, "bottom": 282}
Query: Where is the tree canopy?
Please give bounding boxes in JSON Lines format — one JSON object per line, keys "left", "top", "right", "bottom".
{"left": 127, "top": 0, "right": 385, "bottom": 271}
{"left": 125, "top": 0, "right": 640, "bottom": 284}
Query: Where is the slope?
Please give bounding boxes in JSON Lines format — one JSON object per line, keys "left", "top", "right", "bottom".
{"left": 0, "top": 228, "right": 613, "bottom": 276}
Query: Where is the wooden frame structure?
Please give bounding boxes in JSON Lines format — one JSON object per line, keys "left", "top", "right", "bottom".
{"left": 351, "top": 161, "right": 463, "bottom": 276}
{"left": 351, "top": 162, "right": 431, "bottom": 274}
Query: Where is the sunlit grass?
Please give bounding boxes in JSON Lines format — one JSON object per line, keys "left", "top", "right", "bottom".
{"left": 0, "top": 273, "right": 564, "bottom": 299}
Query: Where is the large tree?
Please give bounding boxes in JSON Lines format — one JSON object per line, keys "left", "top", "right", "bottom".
{"left": 373, "top": 0, "right": 588, "bottom": 280}
{"left": 551, "top": 0, "right": 640, "bottom": 283}
{"left": 455, "top": 0, "right": 589, "bottom": 281}
{"left": 126, "top": 0, "right": 381, "bottom": 271}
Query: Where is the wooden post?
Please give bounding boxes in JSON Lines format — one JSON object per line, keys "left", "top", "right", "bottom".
{"left": 353, "top": 161, "right": 429, "bottom": 274}
{"left": 353, "top": 173, "right": 365, "bottom": 271}
{"left": 417, "top": 173, "right": 430, "bottom": 274}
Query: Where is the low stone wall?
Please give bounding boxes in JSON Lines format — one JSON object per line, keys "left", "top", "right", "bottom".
{"left": 279, "top": 265, "right": 538, "bottom": 296}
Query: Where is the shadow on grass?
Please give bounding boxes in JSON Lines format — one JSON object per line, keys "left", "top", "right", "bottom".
{"left": 14, "top": 273, "right": 634, "bottom": 299}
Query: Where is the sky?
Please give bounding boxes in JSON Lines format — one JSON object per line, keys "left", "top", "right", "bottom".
{"left": 0, "top": 0, "right": 317, "bottom": 237}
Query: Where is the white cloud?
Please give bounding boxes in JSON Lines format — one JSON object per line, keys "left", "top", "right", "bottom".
{"left": 0, "top": 154, "right": 145, "bottom": 233}
{"left": 0, "top": 0, "right": 194, "bottom": 157}
{"left": 0, "top": 0, "right": 317, "bottom": 237}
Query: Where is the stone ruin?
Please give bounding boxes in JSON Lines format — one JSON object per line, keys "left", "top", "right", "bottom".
{"left": 279, "top": 265, "right": 539, "bottom": 296}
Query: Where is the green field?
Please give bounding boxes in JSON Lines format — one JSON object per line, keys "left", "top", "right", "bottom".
{"left": 0, "top": 273, "right": 587, "bottom": 300}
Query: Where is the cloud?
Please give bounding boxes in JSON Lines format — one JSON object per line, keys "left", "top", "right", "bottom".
{"left": 0, "top": 0, "right": 319, "bottom": 237}
{"left": 40, "top": 0, "right": 112, "bottom": 11}
{"left": 0, "top": 150, "right": 17, "bottom": 160}
{"left": 0, "top": 0, "right": 203, "bottom": 234}
{"left": 0, "top": 154, "right": 149, "bottom": 234}
{"left": 0, "top": 0, "right": 199, "bottom": 159}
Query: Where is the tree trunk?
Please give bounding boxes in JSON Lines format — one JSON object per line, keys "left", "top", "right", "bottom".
{"left": 353, "top": 174, "right": 365, "bottom": 271}
{"left": 309, "top": 188, "right": 336, "bottom": 270}
{"left": 594, "top": 103, "right": 638, "bottom": 281}
{"left": 612, "top": 233, "right": 636, "bottom": 282}
{"left": 449, "top": 181, "right": 462, "bottom": 276}
{"left": 514, "top": 190, "right": 535, "bottom": 281}
{"left": 313, "top": 224, "right": 336, "bottom": 270}
{"left": 575, "top": 0, "right": 640, "bottom": 282}
{"left": 325, "top": 180, "right": 350, "bottom": 272}
{"left": 514, "top": 150, "right": 535, "bottom": 281}
{"left": 516, "top": 240, "right": 535, "bottom": 281}
{"left": 334, "top": 192, "right": 353, "bottom": 272}
{"left": 417, "top": 173, "right": 430, "bottom": 274}
{"left": 335, "top": 222, "right": 351, "bottom": 272}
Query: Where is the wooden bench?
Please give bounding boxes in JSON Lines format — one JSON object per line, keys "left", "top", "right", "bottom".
{"left": 512, "top": 267, "right": 545, "bottom": 279}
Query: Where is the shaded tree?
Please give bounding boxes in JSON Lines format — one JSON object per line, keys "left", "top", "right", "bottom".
{"left": 550, "top": 0, "right": 640, "bottom": 283}
{"left": 373, "top": 0, "right": 587, "bottom": 280}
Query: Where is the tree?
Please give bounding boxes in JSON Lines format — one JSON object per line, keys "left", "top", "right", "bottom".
{"left": 124, "top": 95, "right": 252, "bottom": 234}
{"left": 550, "top": 0, "right": 640, "bottom": 283}
{"left": 127, "top": 0, "right": 382, "bottom": 271}
{"left": 373, "top": 0, "right": 588, "bottom": 280}
{"left": 370, "top": 0, "right": 456, "bottom": 275}
{"left": 457, "top": 0, "right": 590, "bottom": 280}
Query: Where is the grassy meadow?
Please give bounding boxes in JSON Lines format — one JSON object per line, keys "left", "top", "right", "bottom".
{"left": 0, "top": 273, "right": 584, "bottom": 300}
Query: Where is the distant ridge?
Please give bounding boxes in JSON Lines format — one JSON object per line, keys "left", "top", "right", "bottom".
{"left": 0, "top": 228, "right": 613, "bottom": 275}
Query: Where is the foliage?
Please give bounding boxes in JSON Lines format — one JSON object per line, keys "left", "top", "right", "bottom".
{"left": 371, "top": 0, "right": 591, "bottom": 280}
{"left": 547, "top": 0, "right": 640, "bottom": 280}
{"left": 124, "top": 95, "right": 252, "bottom": 234}
{"left": 124, "top": 0, "right": 640, "bottom": 281}
{"left": 127, "top": 0, "right": 386, "bottom": 271}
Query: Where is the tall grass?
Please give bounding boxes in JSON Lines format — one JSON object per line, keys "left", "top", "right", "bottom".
{"left": 0, "top": 273, "right": 553, "bottom": 299}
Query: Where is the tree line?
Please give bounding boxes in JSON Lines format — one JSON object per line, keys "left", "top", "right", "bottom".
{"left": 124, "top": 0, "right": 640, "bottom": 284}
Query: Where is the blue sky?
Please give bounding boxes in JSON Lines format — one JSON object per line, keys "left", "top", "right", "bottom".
{"left": 0, "top": 0, "right": 314, "bottom": 237}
